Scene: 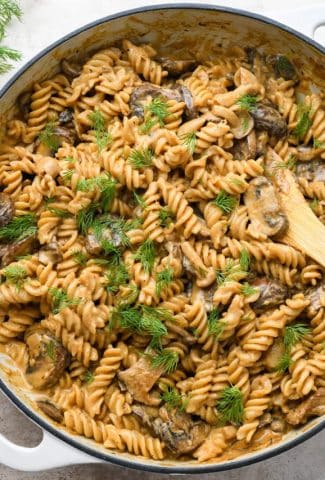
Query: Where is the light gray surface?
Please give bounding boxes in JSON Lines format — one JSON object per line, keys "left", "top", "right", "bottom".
{"left": 0, "top": 389, "right": 325, "bottom": 479}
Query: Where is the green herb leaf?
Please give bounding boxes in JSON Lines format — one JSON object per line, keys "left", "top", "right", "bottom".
{"left": 104, "top": 262, "right": 129, "bottom": 294}
{"left": 141, "top": 97, "right": 171, "bottom": 133}
{"left": 82, "top": 369, "right": 94, "bottom": 384}
{"left": 310, "top": 198, "right": 319, "bottom": 212}
{"left": 161, "top": 386, "right": 188, "bottom": 411}
{"left": 45, "top": 340, "right": 56, "bottom": 362}
{"left": 0, "top": 45, "right": 21, "bottom": 73}
{"left": 72, "top": 250, "right": 88, "bottom": 266}
{"left": 241, "top": 282, "right": 258, "bottom": 297}
{"left": 239, "top": 248, "right": 251, "bottom": 272}
{"left": 293, "top": 104, "right": 312, "bottom": 140}
{"left": 0, "top": 214, "right": 37, "bottom": 242}
{"left": 133, "top": 191, "right": 146, "bottom": 209}
{"left": 212, "top": 190, "right": 237, "bottom": 214}
{"left": 150, "top": 349, "right": 179, "bottom": 374}
{"left": 207, "top": 308, "right": 225, "bottom": 338}
{"left": 48, "top": 207, "right": 72, "bottom": 218}
{"left": 275, "top": 352, "right": 293, "bottom": 373}
{"left": 100, "top": 240, "right": 122, "bottom": 265}
{"left": 77, "top": 174, "right": 116, "bottom": 212}
{"left": 216, "top": 386, "right": 244, "bottom": 425}
{"left": 155, "top": 267, "right": 174, "bottom": 296}
{"left": 88, "top": 110, "right": 111, "bottom": 151}
{"left": 159, "top": 207, "right": 174, "bottom": 227}
{"left": 61, "top": 169, "right": 74, "bottom": 185}
{"left": 134, "top": 239, "right": 156, "bottom": 273}
{"left": 283, "top": 323, "right": 311, "bottom": 352}
{"left": 274, "top": 55, "right": 296, "bottom": 80}
{"left": 180, "top": 131, "right": 197, "bottom": 154}
{"left": 44, "top": 197, "right": 55, "bottom": 206}
{"left": 216, "top": 259, "right": 247, "bottom": 287}
{"left": 313, "top": 138, "right": 325, "bottom": 149}
{"left": 2, "top": 264, "right": 27, "bottom": 290}
{"left": 76, "top": 204, "right": 99, "bottom": 235}
{"left": 236, "top": 95, "right": 258, "bottom": 112}
{"left": 39, "top": 122, "right": 60, "bottom": 152}
{"left": 274, "top": 154, "right": 296, "bottom": 172}
{"left": 128, "top": 147, "right": 154, "bottom": 169}
{"left": 49, "top": 287, "right": 81, "bottom": 314}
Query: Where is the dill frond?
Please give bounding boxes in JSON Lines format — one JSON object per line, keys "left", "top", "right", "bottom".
{"left": 49, "top": 287, "right": 81, "bottom": 314}
{"left": 134, "top": 239, "right": 156, "bottom": 273}
{"left": 216, "top": 386, "right": 244, "bottom": 425}
{"left": 212, "top": 190, "right": 237, "bottom": 214}
{"left": 155, "top": 267, "right": 174, "bottom": 296}
{"left": 0, "top": 214, "right": 37, "bottom": 242}
{"left": 236, "top": 94, "right": 258, "bottom": 112}
{"left": 128, "top": 148, "right": 154, "bottom": 169}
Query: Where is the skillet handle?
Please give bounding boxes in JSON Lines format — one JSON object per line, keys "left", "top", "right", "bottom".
{"left": 266, "top": 4, "right": 325, "bottom": 39}
{"left": 0, "top": 429, "right": 102, "bottom": 471}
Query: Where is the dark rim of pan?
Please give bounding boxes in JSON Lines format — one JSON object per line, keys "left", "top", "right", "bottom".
{"left": 0, "top": 3, "right": 324, "bottom": 473}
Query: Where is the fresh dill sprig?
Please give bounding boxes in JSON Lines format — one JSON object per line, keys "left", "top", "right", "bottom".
{"left": 159, "top": 207, "right": 174, "bottom": 227}
{"left": 161, "top": 386, "right": 188, "bottom": 411}
{"left": 0, "top": 46, "right": 21, "bottom": 73}
{"left": 141, "top": 97, "right": 170, "bottom": 133}
{"left": 0, "top": 214, "right": 37, "bottom": 242}
{"left": 61, "top": 169, "right": 74, "bottom": 185}
{"left": 230, "top": 177, "right": 246, "bottom": 188}
{"left": 313, "top": 138, "right": 325, "bottom": 149}
{"left": 72, "top": 250, "right": 88, "bottom": 266}
{"left": 88, "top": 110, "right": 111, "bottom": 151}
{"left": 82, "top": 369, "right": 95, "bottom": 384}
{"left": 155, "top": 267, "right": 174, "bottom": 296}
{"left": 39, "top": 122, "right": 60, "bottom": 152}
{"left": 2, "top": 264, "right": 27, "bottom": 290}
{"left": 212, "top": 190, "right": 237, "bottom": 214}
{"left": 180, "top": 131, "right": 197, "bottom": 154}
{"left": 64, "top": 156, "right": 76, "bottom": 164}
{"left": 44, "top": 196, "right": 55, "bottom": 206}
{"left": 45, "top": 340, "right": 56, "bottom": 362}
{"left": 149, "top": 349, "right": 179, "bottom": 374}
{"left": 76, "top": 204, "right": 98, "bottom": 235}
{"left": 128, "top": 148, "right": 154, "bottom": 169}
{"left": 310, "top": 198, "right": 319, "bottom": 212}
{"left": 241, "top": 282, "right": 259, "bottom": 297}
{"left": 283, "top": 323, "right": 311, "bottom": 352}
{"left": 236, "top": 94, "right": 258, "bottom": 112}
{"left": 77, "top": 174, "right": 116, "bottom": 212}
{"left": 0, "top": 1, "right": 22, "bottom": 73}
{"left": 49, "top": 287, "right": 81, "bottom": 314}
{"left": 48, "top": 206, "right": 72, "bottom": 218}
{"left": 293, "top": 104, "right": 312, "bottom": 139}
{"left": 133, "top": 191, "right": 146, "bottom": 209}
{"left": 92, "top": 215, "right": 138, "bottom": 250}
{"left": 134, "top": 239, "right": 156, "bottom": 273}
{"left": 239, "top": 248, "right": 251, "bottom": 272}
{"left": 216, "top": 259, "right": 246, "bottom": 287}
{"left": 100, "top": 240, "right": 122, "bottom": 265}
{"left": 104, "top": 262, "right": 129, "bottom": 294}
{"left": 275, "top": 352, "right": 293, "bottom": 373}
{"left": 207, "top": 308, "right": 225, "bottom": 338}
{"left": 216, "top": 386, "right": 244, "bottom": 425}
{"left": 274, "top": 154, "right": 296, "bottom": 172}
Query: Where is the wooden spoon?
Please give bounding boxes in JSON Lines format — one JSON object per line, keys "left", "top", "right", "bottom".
{"left": 267, "top": 148, "right": 325, "bottom": 267}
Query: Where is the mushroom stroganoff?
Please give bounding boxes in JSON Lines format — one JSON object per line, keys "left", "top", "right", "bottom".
{"left": 0, "top": 40, "right": 324, "bottom": 462}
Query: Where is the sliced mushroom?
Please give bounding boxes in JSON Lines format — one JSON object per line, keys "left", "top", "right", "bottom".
{"left": 85, "top": 233, "right": 101, "bottom": 256}
{"left": 305, "top": 282, "right": 325, "bottom": 318}
{"left": 38, "top": 239, "right": 62, "bottom": 265}
{"left": 52, "top": 126, "right": 76, "bottom": 146}
{"left": 0, "top": 234, "right": 38, "bottom": 267}
{"left": 258, "top": 412, "right": 272, "bottom": 428}
{"left": 0, "top": 193, "right": 14, "bottom": 227}
{"left": 270, "top": 417, "right": 286, "bottom": 433}
{"left": 17, "top": 91, "right": 31, "bottom": 120}
{"left": 251, "top": 104, "right": 287, "bottom": 138}
{"left": 37, "top": 400, "right": 63, "bottom": 423}
{"left": 132, "top": 404, "right": 210, "bottom": 454}
{"left": 130, "top": 83, "right": 182, "bottom": 118}
{"left": 231, "top": 130, "right": 257, "bottom": 160}
{"left": 296, "top": 160, "right": 325, "bottom": 182}
{"left": 232, "top": 111, "right": 254, "bottom": 139}
{"left": 195, "top": 284, "right": 216, "bottom": 312}
{"left": 286, "top": 387, "right": 325, "bottom": 425}
{"left": 156, "top": 57, "right": 196, "bottom": 76}
{"left": 266, "top": 55, "right": 298, "bottom": 81}
{"left": 174, "top": 84, "right": 197, "bottom": 119}
{"left": 244, "top": 176, "right": 288, "bottom": 238}
{"left": 25, "top": 326, "right": 69, "bottom": 390}
{"left": 263, "top": 338, "right": 286, "bottom": 371}
{"left": 60, "top": 59, "right": 81, "bottom": 79}
{"left": 58, "top": 109, "right": 74, "bottom": 125}
{"left": 34, "top": 155, "right": 60, "bottom": 177}
{"left": 118, "top": 356, "right": 163, "bottom": 405}
{"left": 252, "top": 277, "right": 288, "bottom": 313}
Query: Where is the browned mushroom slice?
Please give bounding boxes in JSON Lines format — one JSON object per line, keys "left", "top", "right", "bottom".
{"left": 266, "top": 55, "right": 298, "bottom": 81}
{"left": 231, "top": 131, "right": 257, "bottom": 160}
{"left": 133, "top": 404, "right": 210, "bottom": 454}
{"left": 251, "top": 277, "right": 288, "bottom": 313}
{"left": 118, "top": 356, "right": 163, "bottom": 405}
{"left": 58, "top": 109, "right": 74, "bottom": 125}
{"left": 286, "top": 387, "right": 325, "bottom": 425}
{"left": 0, "top": 234, "right": 38, "bottom": 267}
{"left": 296, "top": 160, "right": 325, "bottom": 182}
{"left": 305, "top": 282, "right": 325, "bottom": 318}
{"left": 130, "top": 83, "right": 182, "bottom": 118}
{"left": 244, "top": 176, "right": 288, "bottom": 238}
{"left": 251, "top": 104, "right": 287, "bottom": 138}
{"left": 37, "top": 400, "right": 63, "bottom": 423}
{"left": 38, "top": 239, "right": 62, "bottom": 265}
{"left": 25, "top": 326, "right": 69, "bottom": 390}
{"left": 156, "top": 57, "right": 197, "bottom": 77}
{"left": 34, "top": 156, "right": 60, "bottom": 177}
{"left": 60, "top": 59, "right": 81, "bottom": 79}
{"left": 232, "top": 111, "right": 254, "bottom": 139}
{"left": 263, "top": 338, "right": 286, "bottom": 371}
{"left": 0, "top": 193, "right": 14, "bottom": 227}
{"left": 174, "top": 85, "right": 197, "bottom": 119}
{"left": 52, "top": 126, "right": 76, "bottom": 145}
{"left": 85, "top": 223, "right": 124, "bottom": 256}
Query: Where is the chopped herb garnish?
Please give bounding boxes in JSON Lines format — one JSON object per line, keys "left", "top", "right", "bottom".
{"left": 49, "top": 287, "right": 81, "bottom": 314}
{"left": 77, "top": 174, "right": 116, "bottom": 212}
{"left": 82, "top": 369, "right": 94, "bottom": 384}
{"left": 274, "top": 55, "right": 296, "bottom": 80}
{"left": 149, "top": 349, "right": 179, "bottom": 374}
{"left": 275, "top": 352, "right": 293, "bottom": 373}
{"left": 159, "top": 207, "right": 174, "bottom": 227}
{"left": 133, "top": 191, "right": 146, "bottom": 209}
{"left": 104, "top": 263, "right": 129, "bottom": 294}
{"left": 241, "top": 282, "right": 258, "bottom": 297}
{"left": 274, "top": 154, "right": 296, "bottom": 172}
{"left": 141, "top": 96, "right": 170, "bottom": 133}
{"left": 134, "top": 239, "right": 156, "bottom": 273}
{"left": 76, "top": 204, "right": 98, "bottom": 235}
{"left": 48, "top": 207, "right": 72, "bottom": 218}
{"left": 72, "top": 250, "right": 88, "bottom": 266}
{"left": 0, "top": 0, "right": 22, "bottom": 73}
{"left": 283, "top": 323, "right": 311, "bottom": 352}
{"left": 310, "top": 198, "right": 319, "bottom": 212}
{"left": 61, "top": 169, "right": 74, "bottom": 185}
{"left": 236, "top": 94, "right": 258, "bottom": 112}
{"left": 45, "top": 340, "right": 56, "bottom": 362}
{"left": 212, "top": 190, "right": 237, "bottom": 214}
{"left": 161, "top": 386, "right": 188, "bottom": 411}
{"left": 216, "top": 259, "right": 246, "bottom": 286}
{"left": 128, "top": 148, "right": 154, "bottom": 169}
{"left": 155, "top": 267, "right": 174, "bottom": 296}
{"left": 44, "top": 197, "right": 55, "bottom": 206}
{"left": 0, "top": 214, "right": 37, "bottom": 242}
{"left": 180, "top": 131, "right": 197, "bottom": 154}
{"left": 207, "top": 308, "right": 225, "bottom": 338}
{"left": 100, "top": 240, "right": 122, "bottom": 265}
{"left": 239, "top": 248, "right": 251, "bottom": 272}
{"left": 293, "top": 104, "right": 312, "bottom": 140}
{"left": 88, "top": 110, "right": 111, "bottom": 151}
{"left": 2, "top": 264, "right": 27, "bottom": 290}
{"left": 217, "top": 386, "right": 244, "bottom": 425}
{"left": 39, "top": 122, "right": 60, "bottom": 152}
{"left": 313, "top": 138, "right": 325, "bottom": 149}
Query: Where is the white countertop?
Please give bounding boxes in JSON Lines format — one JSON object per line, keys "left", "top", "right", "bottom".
{"left": 0, "top": 1, "right": 325, "bottom": 479}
